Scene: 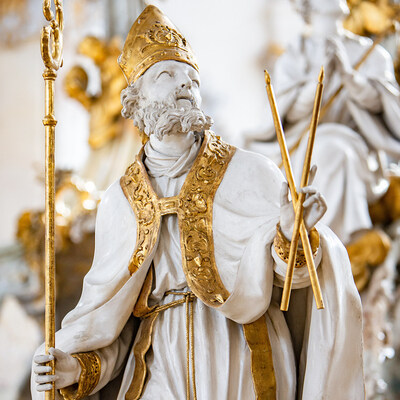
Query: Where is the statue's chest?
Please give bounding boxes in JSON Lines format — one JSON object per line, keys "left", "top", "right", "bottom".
{"left": 120, "top": 131, "right": 236, "bottom": 307}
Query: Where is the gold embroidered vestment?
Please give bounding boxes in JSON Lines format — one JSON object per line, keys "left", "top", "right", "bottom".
{"left": 120, "top": 131, "right": 276, "bottom": 399}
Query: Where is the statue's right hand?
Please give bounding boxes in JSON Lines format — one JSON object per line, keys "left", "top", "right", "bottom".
{"left": 33, "top": 348, "right": 81, "bottom": 392}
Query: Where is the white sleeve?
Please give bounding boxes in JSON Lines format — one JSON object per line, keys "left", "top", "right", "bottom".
{"left": 92, "top": 318, "right": 136, "bottom": 393}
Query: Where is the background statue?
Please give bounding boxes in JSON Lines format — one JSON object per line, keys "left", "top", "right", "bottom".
{"left": 246, "top": 0, "right": 400, "bottom": 291}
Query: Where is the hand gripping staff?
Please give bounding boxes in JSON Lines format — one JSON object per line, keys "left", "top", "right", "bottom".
{"left": 264, "top": 68, "right": 324, "bottom": 311}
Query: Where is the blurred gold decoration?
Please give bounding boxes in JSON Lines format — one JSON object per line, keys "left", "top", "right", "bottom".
{"left": 344, "top": 0, "right": 396, "bottom": 36}
{"left": 64, "top": 36, "right": 137, "bottom": 149}
{"left": 258, "top": 42, "right": 286, "bottom": 72}
{"left": 268, "top": 43, "right": 286, "bottom": 58}
{"left": 0, "top": 0, "right": 27, "bottom": 18}
{"left": 0, "top": 0, "right": 32, "bottom": 47}
{"left": 369, "top": 175, "right": 400, "bottom": 226}
{"left": 18, "top": 24, "right": 143, "bottom": 335}
{"left": 64, "top": 34, "right": 143, "bottom": 190}
{"left": 346, "top": 229, "right": 391, "bottom": 291}
{"left": 345, "top": 1, "right": 400, "bottom": 83}
{"left": 16, "top": 170, "right": 100, "bottom": 325}
{"left": 347, "top": 168, "right": 400, "bottom": 293}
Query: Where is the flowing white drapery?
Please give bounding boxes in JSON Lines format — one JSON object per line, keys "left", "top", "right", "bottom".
{"left": 32, "top": 134, "right": 364, "bottom": 399}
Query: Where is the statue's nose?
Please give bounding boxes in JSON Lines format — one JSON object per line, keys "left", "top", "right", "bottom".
{"left": 180, "top": 76, "right": 192, "bottom": 89}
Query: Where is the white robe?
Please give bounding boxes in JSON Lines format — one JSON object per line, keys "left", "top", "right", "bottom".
{"left": 248, "top": 32, "right": 400, "bottom": 244}
{"left": 32, "top": 135, "right": 364, "bottom": 399}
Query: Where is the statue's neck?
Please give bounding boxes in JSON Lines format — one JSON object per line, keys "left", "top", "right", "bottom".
{"left": 149, "top": 131, "right": 197, "bottom": 157}
{"left": 144, "top": 131, "right": 201, "bottom": 179}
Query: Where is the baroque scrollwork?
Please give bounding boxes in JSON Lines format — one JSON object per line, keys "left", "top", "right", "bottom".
{"left": 139, "top": 23, "right": 187, "bottom": 52}
{"left": 179, "top": 133, "right": 236, "bottom": 306}
{"left": 120, "top": 132, "right": 236, "bottom": 306}
{"left": 121, "top": 158, "right": 160, "bottom": 274}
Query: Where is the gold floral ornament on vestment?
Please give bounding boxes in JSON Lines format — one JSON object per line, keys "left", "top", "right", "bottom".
{"left": 118, "top": 5, "right": 198, "bottom": 85}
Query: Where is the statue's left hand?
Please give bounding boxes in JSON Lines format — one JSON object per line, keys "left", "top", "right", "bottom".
{"left": 280, "top": 165, "right": 327, "bottom": 240}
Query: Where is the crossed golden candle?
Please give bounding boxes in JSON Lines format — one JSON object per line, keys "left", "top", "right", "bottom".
{"left": 264, "top": 68, "right": 324, "bottom": 311}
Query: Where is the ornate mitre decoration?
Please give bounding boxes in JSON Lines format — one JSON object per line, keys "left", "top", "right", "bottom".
{"left": 118, "top": 5, "right": 198, "bottom": 85}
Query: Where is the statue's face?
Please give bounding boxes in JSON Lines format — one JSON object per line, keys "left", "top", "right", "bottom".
{"left": 293, "top": 0, "right": 349, "bottom": 19}
{"left": 121, "top": 59, "right": 212, "bottom": 140}
{"left": 138, "top": 60, "right": 202, "bottom": 108}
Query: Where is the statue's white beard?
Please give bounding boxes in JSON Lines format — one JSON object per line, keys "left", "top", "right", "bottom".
{"left": 125, "top": 94, "right": 213, "bottom": 140}
{"left": 145, "top": 103, "right": 213, "bottom": 140}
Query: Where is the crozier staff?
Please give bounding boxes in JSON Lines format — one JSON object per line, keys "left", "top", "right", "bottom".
{"left": 40, "top": 1, "right": 64, "bottom": 399}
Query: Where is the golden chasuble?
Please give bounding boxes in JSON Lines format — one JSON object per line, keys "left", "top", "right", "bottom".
{"left": 120, "top": 131, "right": 276, "bottom": 400}
{"left": 120, "top": 131, "right": 233, "bottom": 306}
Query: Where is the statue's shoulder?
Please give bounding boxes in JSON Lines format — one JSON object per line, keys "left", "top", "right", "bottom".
{"left": 343, "top": 30, "right": 392, "bottom": 68}
{"left": 101, "top": 179, "right": 130, "bottom": 208}
{"left": 219, "top": 146, "right": 284, "bottom": 204}
{"left": 230, "top": 147, "right": 282, "bottom": 177}
{"left": 95, "top": 178, "right": 137, "bottom": 232}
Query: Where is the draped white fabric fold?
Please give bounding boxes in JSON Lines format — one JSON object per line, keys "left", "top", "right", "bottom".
{"left": 144, "top": 132, "right": 202, "bottom": 178}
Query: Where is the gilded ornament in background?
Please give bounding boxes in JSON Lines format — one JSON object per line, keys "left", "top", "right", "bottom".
{"left": 64, "top": 36, "right": 139, "bottom": 149}
{"left": 369, "top": 175, "right": 400, "bottom": 226}
{"left": 346, "top": 229, "right": 391, "bottom": 291}
{"left": 344, "top": 0, "right": 400, "bottom": 83}
{"left": 344, "top": 0, "right": 396, "bottom": 36}
{"left": 16, "top": 170, "right": 100, "bottom": 328}
{"left": 0, "top": 0, "right": 30, "bottom": 47}
{"left": 64, "top": 35, "right": 142, "bottom": 191}
{"left": 0, "top": 0, "right": 27, "bottom": 18}
{"left": 342, "top": 0, "right": 400, "bottom": 292}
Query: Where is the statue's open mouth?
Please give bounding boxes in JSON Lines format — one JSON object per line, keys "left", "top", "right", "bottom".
{"left": 176, "top": 95, "right": 192, "bottom": 101}
{"left": 176, "top": 95, "right": 193, "bottom": 105}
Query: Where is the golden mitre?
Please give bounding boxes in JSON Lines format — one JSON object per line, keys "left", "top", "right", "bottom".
{"left": 118, "top": 5, "right": 198, "bottom": 85}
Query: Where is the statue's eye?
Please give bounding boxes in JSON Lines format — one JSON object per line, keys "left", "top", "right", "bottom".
{"left": 192, "top": 79, "right": 200, "bottom": 87}
{"left": 157, "top": 71, "right": 172, "bottom": 79}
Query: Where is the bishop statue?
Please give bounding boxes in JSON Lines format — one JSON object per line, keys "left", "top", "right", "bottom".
{"left": 32, "top": 6, "right": 364, "bottom": 400}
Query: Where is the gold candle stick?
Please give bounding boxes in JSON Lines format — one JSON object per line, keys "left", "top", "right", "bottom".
{"left": 283, "top": 67, "right": 324, "bottom": 311}
{"left": 264, "top": 70, "right": 324, "bottom": 311}
{"left": 40, "top": 1, "right": 63, "bottom": 399}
